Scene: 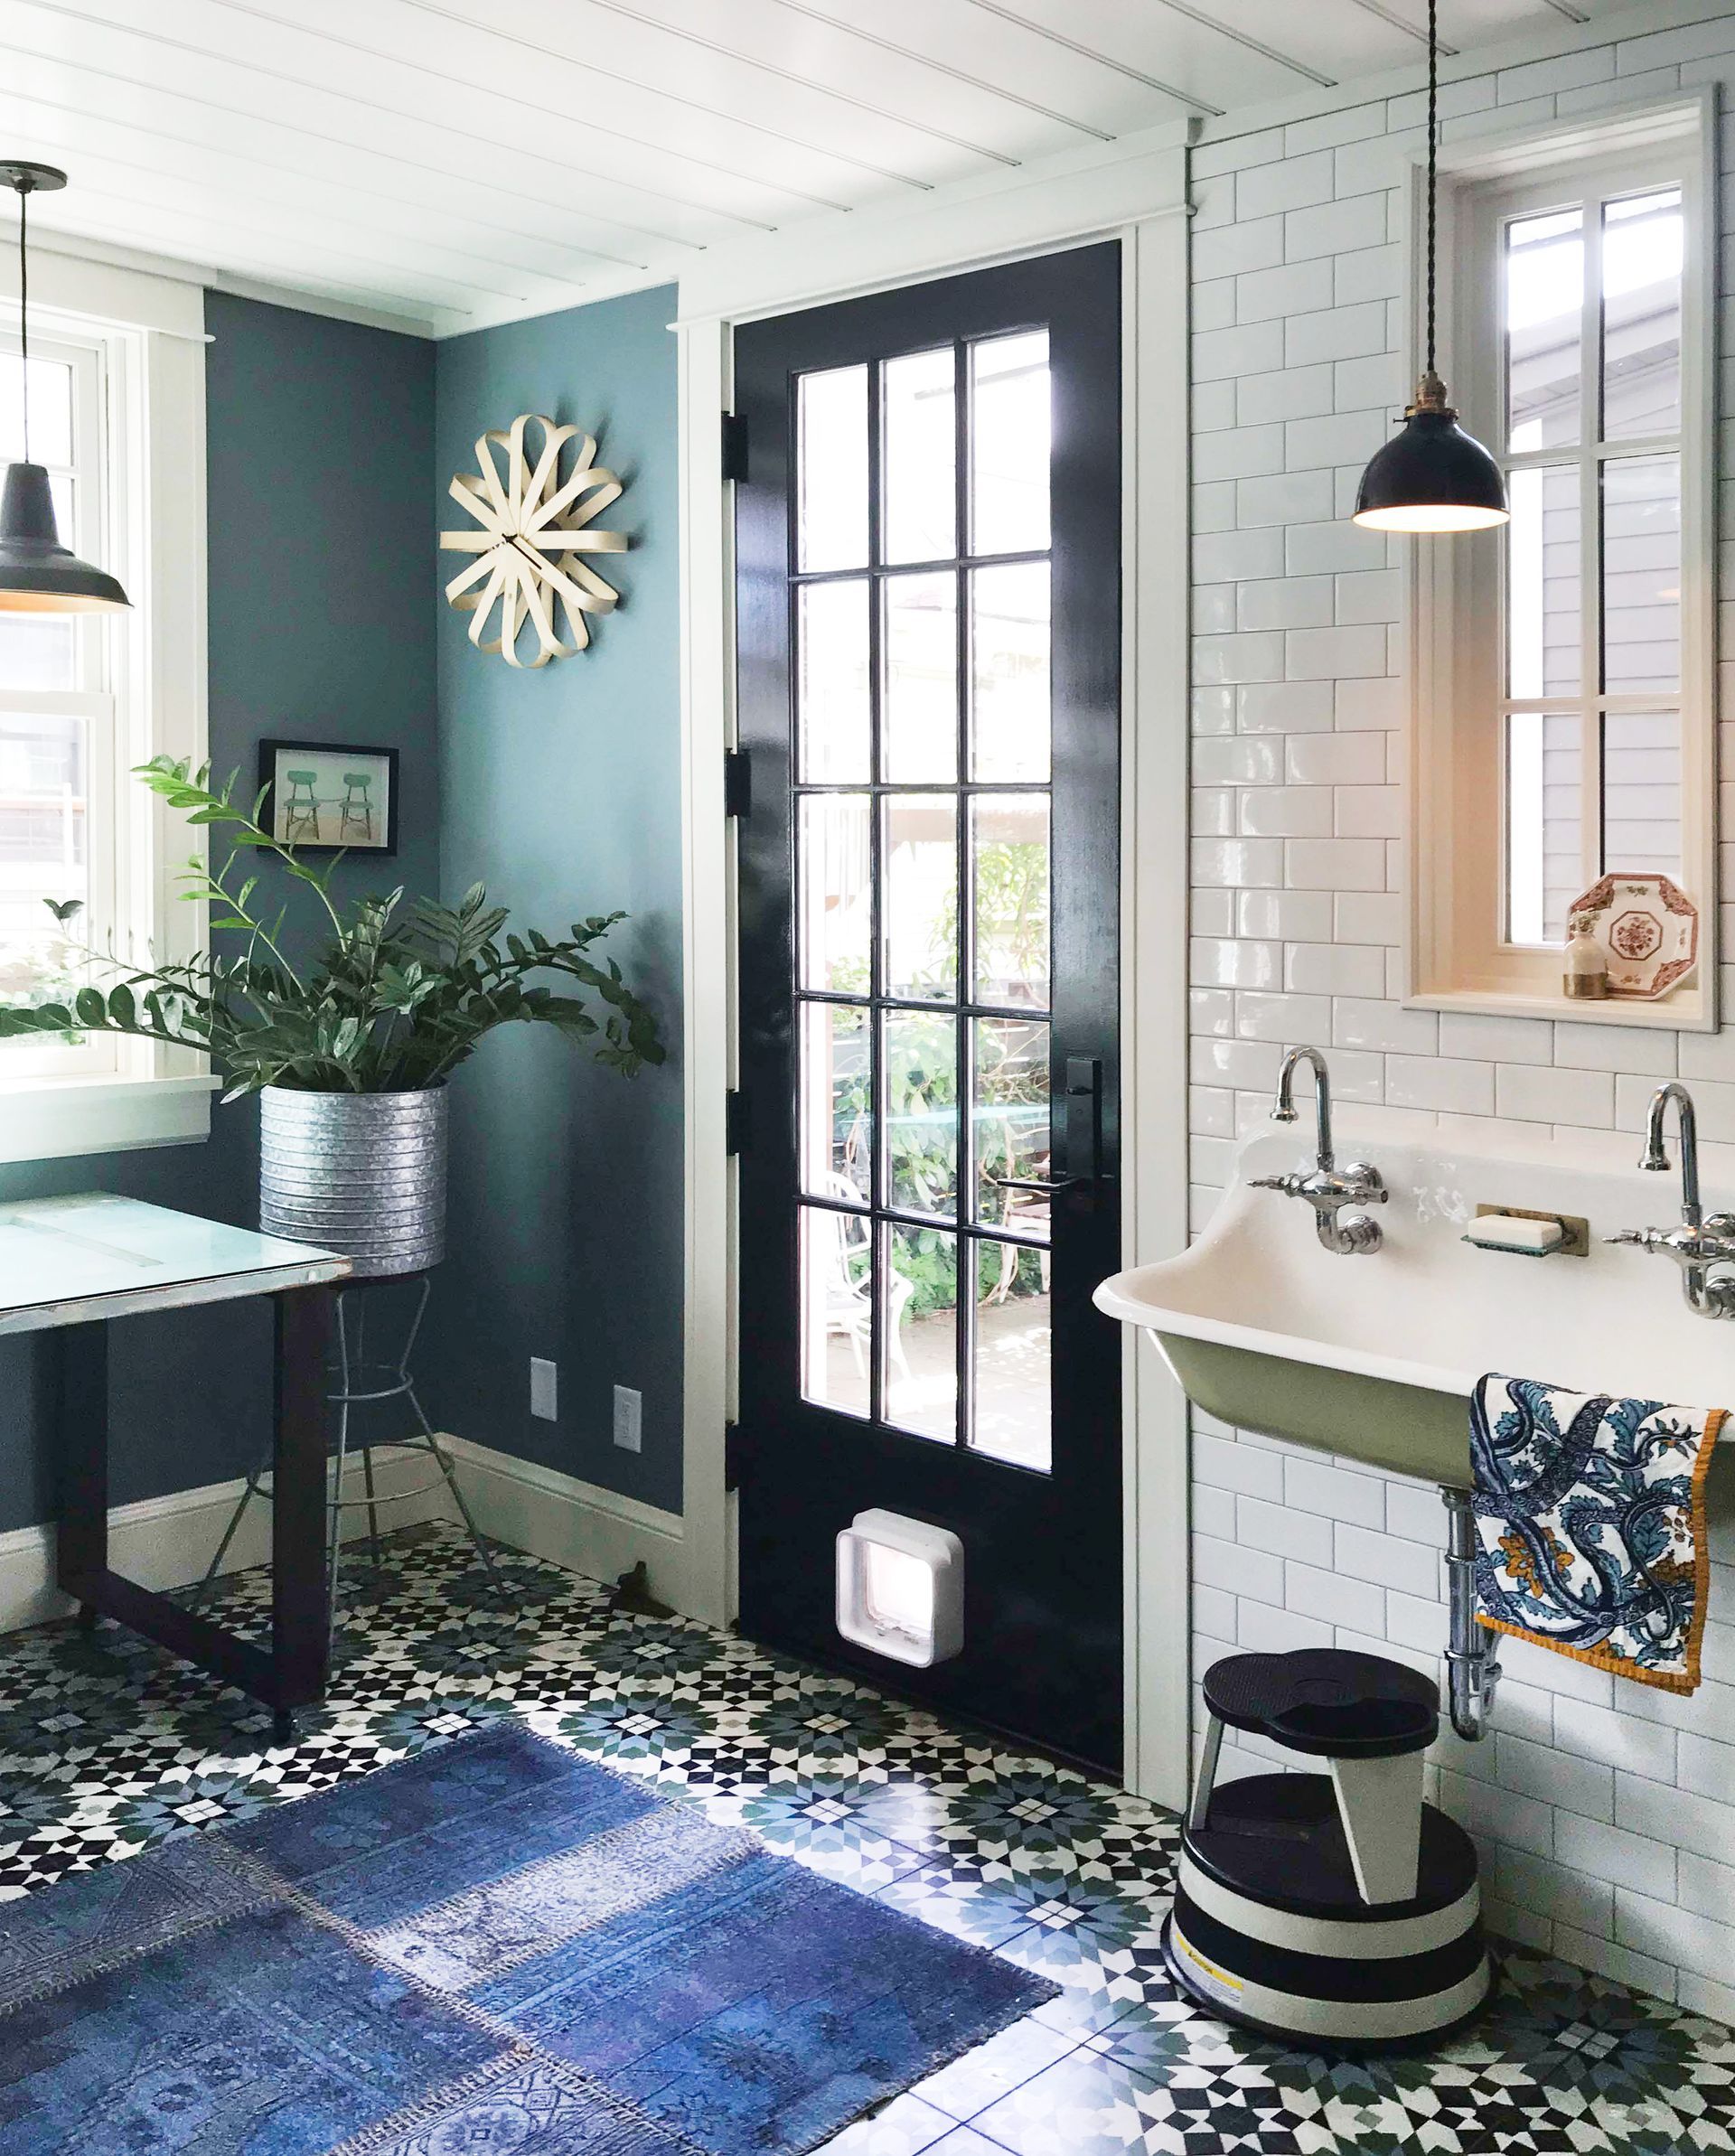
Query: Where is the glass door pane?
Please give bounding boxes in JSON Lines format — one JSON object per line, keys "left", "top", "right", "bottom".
{"left": 797, "top": 795, "right": 872, "bottom": 993}
{"left": 800, "top": 1002, "right": 871, "bottom": 1202}
{"left": 797, "top": 582, "right": 871, "bottom": 783}
{"left": 970, "top": 331, "right": 1050, "bottom": 553}
{"left": 971, "top": 795, "right": 1050, "bottom": 1007}
{"left": 883, "top": 795, "right": 958, "bottom": 999}
{"left": 884, "top": 1223, "right": 957, "bottom": 1442}
{"left": 797, "top": 366, "right": 868, "bottom": 572}
{"left": 883, "top": 347, "right": 956, "bottom": 565}
{"left": 972, "top": 1242, "right": 1051, "bottom": 1470}
{"left": 800, "top": 1206, "right": 872, "bottom": 1420}
{"left": 971, "top": 563, "right": 1051, "bottom": 781}
{"left": 973, "top": 1017, "right": 1051, "bottom": 1230}
{"left": 883, "top": 1009, "right": 960, "bottom": 1222}
{"left": 882, "top": 573, "right": 958, "bottom": 783}
{"left": 789, "top": 322, "right": 1061, "bottom": 1465}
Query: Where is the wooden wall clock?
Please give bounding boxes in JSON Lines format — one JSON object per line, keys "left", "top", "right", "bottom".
{"left": 439, "top": 413, "right": 627, "bottom": 669}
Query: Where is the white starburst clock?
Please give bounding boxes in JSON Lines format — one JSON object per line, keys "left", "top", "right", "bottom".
{"left": 439, "top": 413, "right": 628, "bottom": 669}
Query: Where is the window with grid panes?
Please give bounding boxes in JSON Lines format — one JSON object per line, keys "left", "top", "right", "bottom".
{"left": 1411, "top": 117, "right": 1713, "bottom": 1023}
{"left": 0, "top": 325, "right": 118, "bottom": 1078}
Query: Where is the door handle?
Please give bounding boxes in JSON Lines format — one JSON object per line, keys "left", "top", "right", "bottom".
{"left": 1063, "top": 1056, "right": 1103, "bottom": 1184}
{"left": 985, "top": 1058, "right": 1104, "bottom": 1201}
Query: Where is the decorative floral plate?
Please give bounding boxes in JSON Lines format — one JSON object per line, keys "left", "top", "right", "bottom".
{"left": 1569, "top": 872, "right": 1698, "bottom": 998}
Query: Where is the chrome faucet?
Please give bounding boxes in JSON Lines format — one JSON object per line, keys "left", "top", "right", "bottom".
{"left": 1606, "top": 1081, "right": 1735, "bottom": 1318}
{"left": 1248, "top": 1045, "right": 1387, "bottom": 1255}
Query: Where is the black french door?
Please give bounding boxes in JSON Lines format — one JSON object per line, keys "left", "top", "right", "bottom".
{"left": 733, "top": 244, "right": 1122, "bottom": 1772}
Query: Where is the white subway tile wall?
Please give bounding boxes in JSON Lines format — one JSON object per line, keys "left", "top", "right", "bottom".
{"left": 1185, "top": 24, "right": 1735, "bottom": 2006}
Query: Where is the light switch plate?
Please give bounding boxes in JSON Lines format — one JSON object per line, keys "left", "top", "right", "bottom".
{"left": 530, "top": 1357, "right": 558, "bottom": 1420}
{"left": 613, "top": 1384, "right": 642, "bottom": 1453}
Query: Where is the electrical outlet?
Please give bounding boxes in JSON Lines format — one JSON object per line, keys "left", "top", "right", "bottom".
{"left": 613, "top": 1384, "right": 642, "bottom": 1453}
{"left": 530, "top": 1357, "right": 558, "bottom": 1421}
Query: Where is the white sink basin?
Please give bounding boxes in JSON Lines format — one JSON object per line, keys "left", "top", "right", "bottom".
{"left": 1096, "top": 1120, "right": 1735, "bottom": 1486}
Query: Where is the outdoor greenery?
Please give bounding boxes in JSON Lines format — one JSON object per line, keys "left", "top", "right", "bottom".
{"left": 821, "top": 833, "right": 1051, "bottom": 1317}
{"left": 832, "top": 1005, "right": 1048, "bottom": 1317}
{"left": 0, "top": 758, "right": 663, "bottom": 1099}
{"left": 941, "top": 836, "right": 1049, "bottom": 1001}
{"left": 0, "top": 904, "right": 85, "bottom": 1024}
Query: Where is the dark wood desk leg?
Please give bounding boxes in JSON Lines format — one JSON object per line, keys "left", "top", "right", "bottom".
{"left": 55, "top": 1321, "right": 110, "bottom": 1624}
{"left": 271, "top": 1285, "right": 334, "bottom": 1735}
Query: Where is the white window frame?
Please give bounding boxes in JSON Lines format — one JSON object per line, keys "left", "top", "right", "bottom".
{"left": 0, "top": 249, "right": 212, "bottom": 1156}
{"left": 0, "top": 323, "right": 122, "bottom": 1084}
{"left": 1407, "top": 95, "right": 1716, "bottom": 1030}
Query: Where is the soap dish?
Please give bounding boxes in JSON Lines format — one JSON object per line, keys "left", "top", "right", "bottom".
{"left": 1464, "top": 1206, "right": 1590, "bottom": 1258}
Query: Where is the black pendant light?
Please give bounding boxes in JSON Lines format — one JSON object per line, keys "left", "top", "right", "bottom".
{"left": 1353, "top": 2, "right": 1508, "bottom": 533}
{"left": 0, "top": 161, "right": 128, "bottom": 614}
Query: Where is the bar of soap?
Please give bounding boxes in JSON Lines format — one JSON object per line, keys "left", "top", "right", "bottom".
{"left": 1466, "top": 1214, "right": 1564, "bottom": 1254}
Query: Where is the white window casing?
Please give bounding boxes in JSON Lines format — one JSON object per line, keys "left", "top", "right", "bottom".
{"left": 1407, "top": 94, "right": 1716, "bottom": 1029}
{"left": 0, "top": 248, "right": 211, "bottom": 1156}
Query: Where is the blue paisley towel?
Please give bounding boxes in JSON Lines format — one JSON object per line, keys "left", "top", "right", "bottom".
{"left": 1471, "top": 1373, "right": 1723, "bottom": 1693}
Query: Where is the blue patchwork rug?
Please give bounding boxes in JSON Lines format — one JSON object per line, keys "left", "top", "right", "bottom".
{"left": 0, "top": 1720, "right": 1054, "bottom": 2154}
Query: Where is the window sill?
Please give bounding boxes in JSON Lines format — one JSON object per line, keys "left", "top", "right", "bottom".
{"left": 0, "top": 1073, "right": 218, "bottom": 1166}
{"left": 1406, "top": 985, "right": 1712, "bottom": 1033}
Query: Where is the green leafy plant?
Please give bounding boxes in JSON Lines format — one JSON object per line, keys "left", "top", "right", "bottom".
{"left": 828, "top": 1006, "right": 1049, "bottom": 1315}
{"left": 939, "top": 839, "right": 1049, "bottom": 1000}
{"left": 0, "top": 897, "right": 87, "bottom": 1040}
{"left": 0, "top": 758, "right": 663, "bottom": 1100}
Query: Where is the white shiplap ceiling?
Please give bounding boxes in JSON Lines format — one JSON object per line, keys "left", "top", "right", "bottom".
{"left": 0, "top": 0, "right": 1670, "bottom": 337}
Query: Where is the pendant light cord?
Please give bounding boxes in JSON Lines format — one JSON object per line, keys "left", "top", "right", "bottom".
{"left": 1425, "top": 0, "right": 1438, "bottom": 380}
{"left": 13, "top": 177, "right": 28, "bottom": 464}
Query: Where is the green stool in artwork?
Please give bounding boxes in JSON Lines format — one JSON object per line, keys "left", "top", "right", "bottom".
{"left": 282, "top": 769, "right": 320, "bottom": 844}
{"left": 339, "top": 772, "right": 376, "bottom": 843}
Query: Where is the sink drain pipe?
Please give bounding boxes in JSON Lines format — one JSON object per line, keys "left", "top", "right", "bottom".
{"left": 1441, "top": 1486, "right": 1500, "bottom": 1741}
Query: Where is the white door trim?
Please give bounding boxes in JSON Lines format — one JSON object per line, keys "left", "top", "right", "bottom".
{"left": 1122, "top": 206, "right": 1194, "bottom": 1811}
{"left": 677, "top": 311, "right": 736, "bottom": 1632}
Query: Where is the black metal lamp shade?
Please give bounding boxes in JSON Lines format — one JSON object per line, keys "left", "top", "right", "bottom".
{"left": 0, "top": 461, "right": 129, "bottom": 613}
{"left": 1349, "top": 0, "right": 1509, "bottom": 539}
{"left": 1353, "top": 401, "right": 1509, "bottom": 533}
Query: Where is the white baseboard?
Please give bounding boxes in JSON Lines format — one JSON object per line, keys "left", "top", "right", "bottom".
{"left": 437, "top": 1434, "right": 690, "bottom": 1615}
{"left": 0, "top": 1449, "right": 448, "bottom": 1635}
{"left": 0, "top": 1434, "right": 692, "bottom": 1638}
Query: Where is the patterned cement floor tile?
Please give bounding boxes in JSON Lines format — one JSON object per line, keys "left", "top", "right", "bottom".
{"left": 0, "top": 1523, "right": 1726, "bottom": 2156}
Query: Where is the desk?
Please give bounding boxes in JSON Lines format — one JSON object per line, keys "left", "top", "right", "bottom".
{"left": 1, "top": 1194, "right": 351, "bottom": 1738}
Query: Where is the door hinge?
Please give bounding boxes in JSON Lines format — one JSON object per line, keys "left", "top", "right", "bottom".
{"left": 726, "top": 1088, "right": 748, "bottom": 1156}
{"left": 724, "top": 747, "right": 751, "bottom": 819}
{"left": 721, "top": 412, "right": 748, "bottom": 483}
{"left": 725, "top": 1420, "right": 746, "bottom": 1490}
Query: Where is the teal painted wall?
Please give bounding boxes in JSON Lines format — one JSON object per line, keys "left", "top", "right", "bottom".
{"left": 429, "top": 286, "right": 684, "bottom": 1514}
{"left": 0, "top": 292, "right": 436, "bottom": 1534}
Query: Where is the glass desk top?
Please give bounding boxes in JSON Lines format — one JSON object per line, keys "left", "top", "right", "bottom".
{"left": 0, "top": 1194, "right": 350, "bottom": 1336}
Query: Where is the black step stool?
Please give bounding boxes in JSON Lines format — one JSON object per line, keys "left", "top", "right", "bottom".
{"left": 1168, "top": 1647, "right": 1491, "bottom": 2048}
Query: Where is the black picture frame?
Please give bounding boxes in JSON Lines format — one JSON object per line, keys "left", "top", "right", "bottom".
{"left": 257, "top": 739, "right": 399, "bottom": 858}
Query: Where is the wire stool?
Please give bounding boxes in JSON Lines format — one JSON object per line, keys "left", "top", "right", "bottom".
{"left": 194, "top": 1275, "right": 506, "bottom": 1645}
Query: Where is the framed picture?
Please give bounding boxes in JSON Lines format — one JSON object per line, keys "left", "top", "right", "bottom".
{"left": 258, "top": 740, "right": 399, "bottom": 857}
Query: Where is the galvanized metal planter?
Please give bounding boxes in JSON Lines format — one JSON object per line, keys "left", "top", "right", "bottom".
{"left": 258, "top": 1085, "right": 446, "bottom": 1279}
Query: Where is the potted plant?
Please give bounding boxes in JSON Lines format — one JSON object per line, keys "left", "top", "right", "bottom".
{"left": 0, "top": 757, "right": 663, "bottom": 1276}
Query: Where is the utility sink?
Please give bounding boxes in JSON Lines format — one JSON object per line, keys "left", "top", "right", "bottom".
{"left": 1096, "top": 1121, "right": 1735, "bottom": 1486}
